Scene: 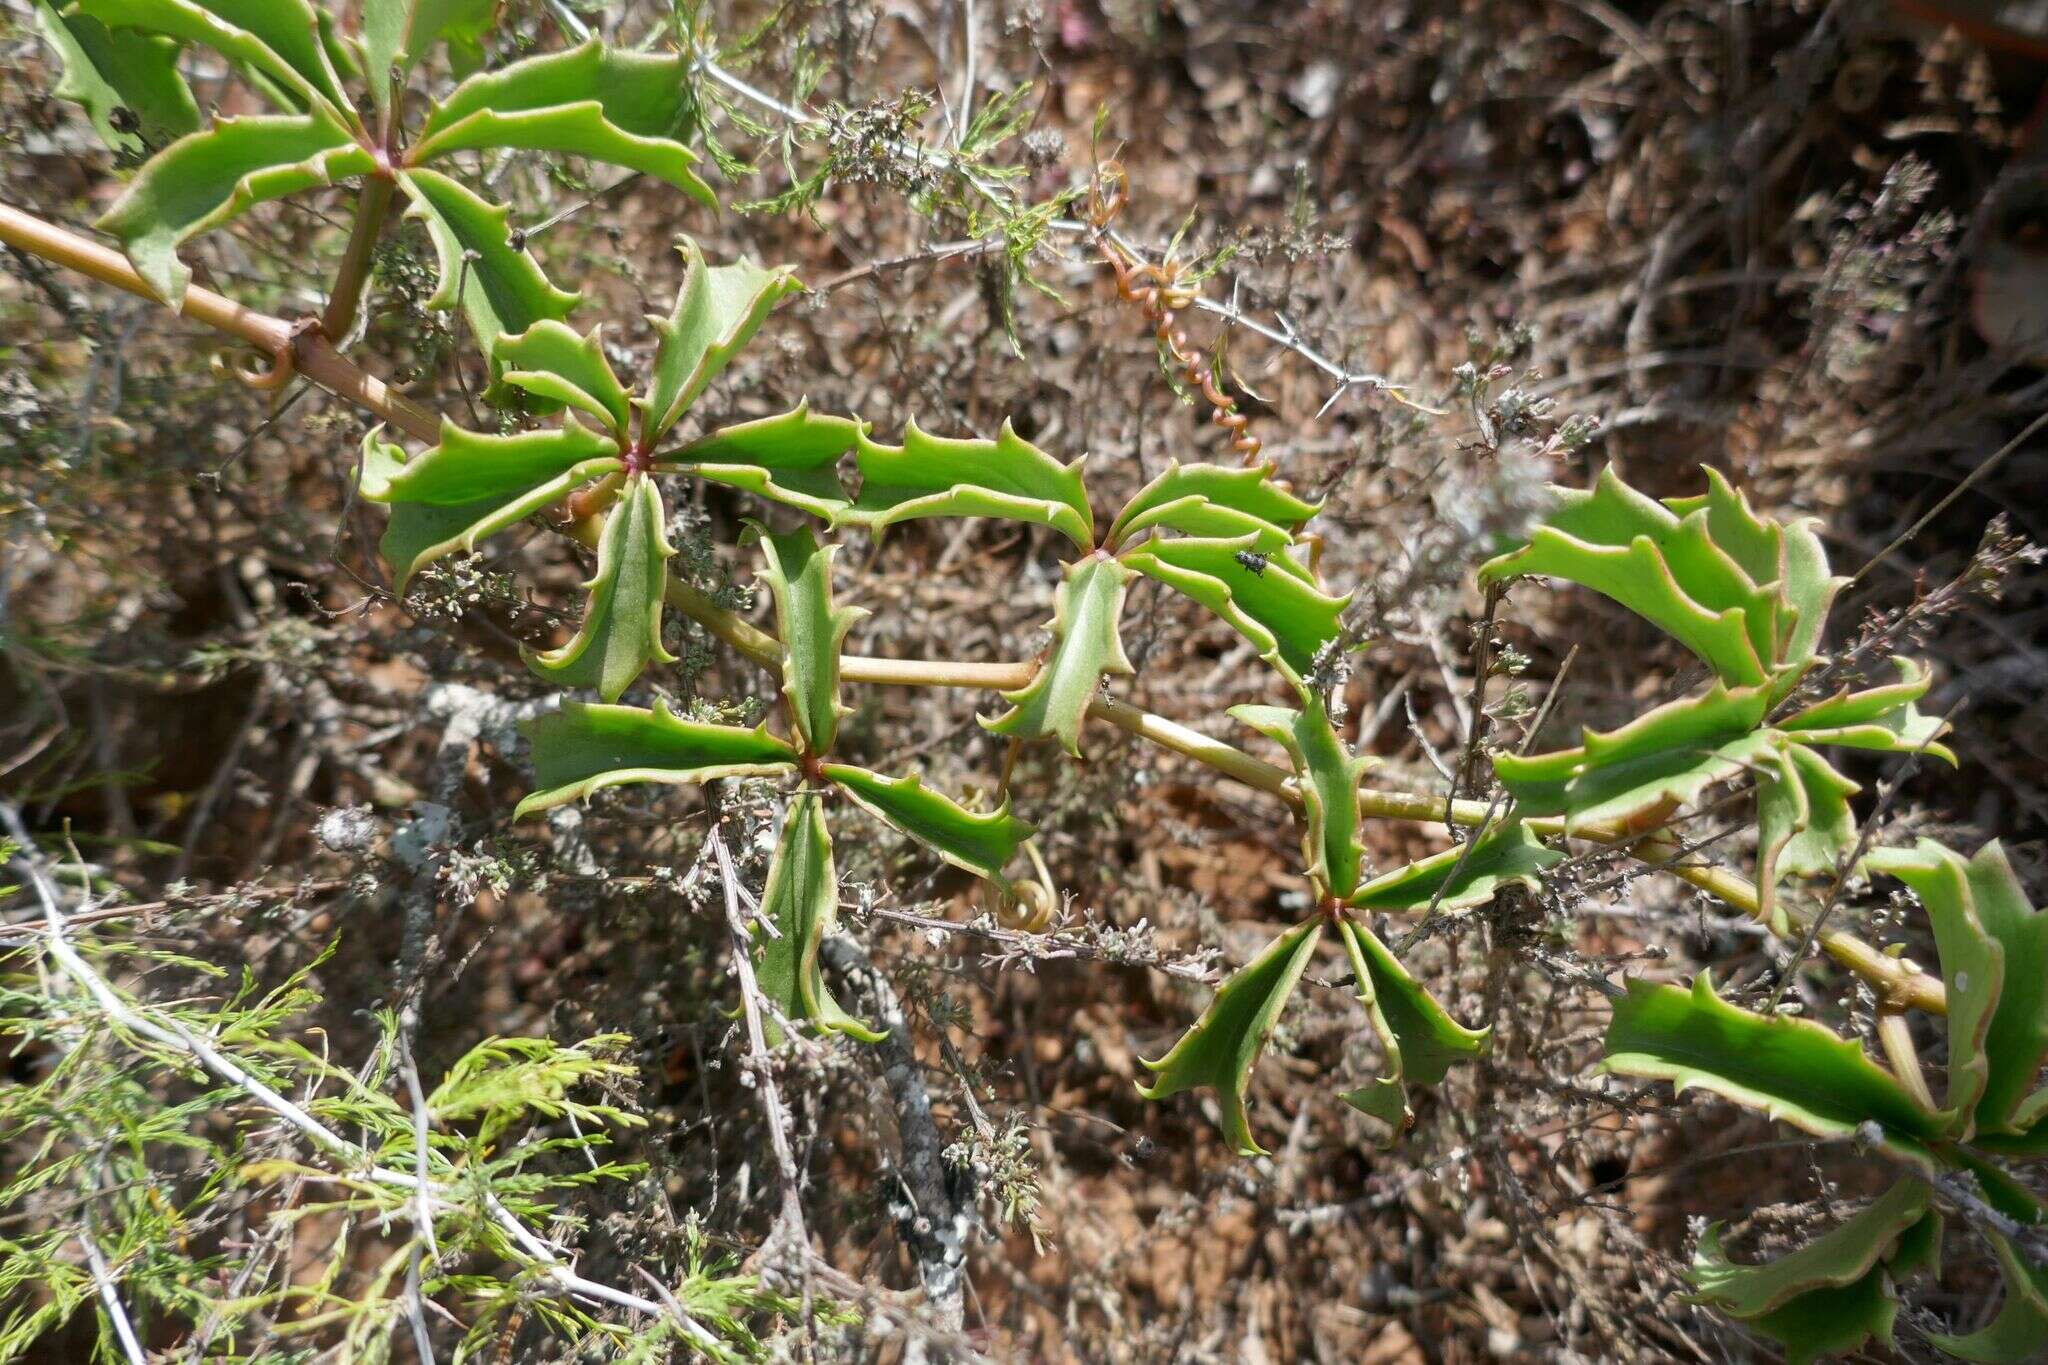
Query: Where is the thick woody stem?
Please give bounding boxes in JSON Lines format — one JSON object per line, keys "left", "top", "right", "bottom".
{"left": 321, "top": 173, "right": 396, "bottom": 342}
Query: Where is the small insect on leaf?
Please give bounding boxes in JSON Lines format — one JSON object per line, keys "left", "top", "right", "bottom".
{"left": 1121, "top": 535, "right": 1349, "bottom": 692}
{"left": 33, "top": 0, "right": 200, "bottom": 154}
{"left": 93, "top": 109, "right": 374, "bottom": 306}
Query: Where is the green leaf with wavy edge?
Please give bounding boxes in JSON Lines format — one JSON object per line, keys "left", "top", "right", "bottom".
{"left": 523, "top": 474, "right": 675, "bottom": 702}
{"left": 1692, "top": 1178, "right": 1930, "bottom": 1316}
{"left": 1486, "top": 529, "right": 1774, "bottom": 688}
{"left": 637, "top": 241, "right": 799, "bottom": 443}
{"left": 496, "top": 322, "right": 632, "bottom": 436}
{"left": 1480, "top": 466, "right": 1816, "bottom": 689}
{"left": 1664, "top": 467, "right": 1843, "bottom": 669}
{"left": 1335, "top": 916, "right": 1488, "bottom": 1141}
{"left": 754, "top": 524, "right": 863, "bottom": 756}
{"left": 93, "top": 111, "right": 372, "bottom": 306}
{"left": 358, "top": 428, "right": 620, "bottom": 591}
{"left": 1346, "top": 822, "right": 1562, "bottom": 913}
{"left": 1492, "top": 682, "right": 1777, "bottom": 829}
{"left": 34, "top": 0, "right": 199, "bottom": 153}
{"left": 661, "top": 401, "right": 864, "bottom": 522}
{"left": 400, "top": 167, "right": 580, "bottom": 381}
{"left": 1867, "top": 840, "right": 2048, "bottom": 1147}
{"left": 1121, "top": 534, "right": 1349, "bottom": 690}
{"left": 1114, "top": 496, "right": 1314, "bottom": 579}
{"left": 751, "top": 795, "right": 883, "bottom": 1044}
{"left": 1930, "top": 1230, "right": 2048, "bottom": 1363}
{"left": 1755, "top": 742, "right": 1860, "bottom": 933}
{"left": 360, "top": 0, "right": 496, "bottom": 110}
{"left": 820, "top": 764, "right": 1033, "bottom": 886}
{"left": 1690, "top": 1179, "right": 1931, "bottom": 1365}
{"left": 849, "top": 420, "right": 1094, "bottom": 551}
{"left": 1137, "top": 919, "right": 1322, "bottom": 1157}
{"left": 1780, "top": 657, "right": 1956, "bottom": 764}
{"left": 362, "top": 416, "right": 618, "bottom": 507}
{"left": 1110, "top": 460, "right": 1319, "bottom": 547}
{"left": 78, "top": 0, "right": 352, "bottom": 114}
{"left": 983, "top": 555, "right": 1134, "bottom": 758}
{"left": 412, "top": 57, "right": 711, "bottom": 205}
{"left": 1598, "top": 973, "right": 1946, "bottom": 1166}
{"left": 1230, "top": 696, "right": 1372, "bottom": 898}
{"left": 515, "top": 701, "right": 796, "bottom": 817}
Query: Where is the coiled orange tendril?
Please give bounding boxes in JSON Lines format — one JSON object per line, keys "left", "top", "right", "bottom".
{"left": 1088, "top": 161, "right": 1262, "bottom": 465}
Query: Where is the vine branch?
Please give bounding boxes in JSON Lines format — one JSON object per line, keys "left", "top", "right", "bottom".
{"left": 0, "top": 197, "right": 1943, "bottom": 1017}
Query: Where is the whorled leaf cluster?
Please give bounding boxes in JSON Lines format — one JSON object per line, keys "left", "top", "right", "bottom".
{"left": 27, "top": 7, "right": 2048, "bottom": 1359}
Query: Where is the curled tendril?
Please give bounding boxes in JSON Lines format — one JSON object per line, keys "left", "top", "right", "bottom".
{"left": 1088, "top": 160, "right": 1261, "bottom": 464}
{"left": 212, "top": 345, "right": 296, "bottom": 392}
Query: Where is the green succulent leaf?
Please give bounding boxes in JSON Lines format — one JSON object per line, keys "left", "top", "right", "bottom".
{"left": 78, "top": 0, "right": 353, "bottom": 114}
{"left": 1114, "top": 496, "right": 1312, "bottom": 576}
{"left": 1346, "top": 822, "right": 1562, "bottom": 913}
{"left": 1866, "top": 840, "right": 2048, "bottom": 1148}
{"left": 34, "top": 0, "right": 199, "bottom": 153}
{"left": 93, "top": 110, "right": 372, "bottom": 306}
{"left": 1121, "top": 535, "right": 1349, "bottom": 690}
{"left": 515, "top": 701, "right": 797, "bottom": 817}
{"left": 1690, "top": 1179, "right": 1933, "bottom": 1365}
{"left": 1929, "top": 1230, "right": 2048, "bottom": 1363}
{"left": 400, "top": 167, "right": 581, "bottom": 379}
{"left": 1335, "top": 916, "right": 1489, "bottom": 1140}
{"left": 1111, "top": 460, "right": 1320, "bottom": 549}
{"left": 1492, "top": 682, "right": 1777, "bottom": 830}
{"left": 360, "top": 0, "right": 496, "bottom": 108}
{"left": 637, "top": 241, "right": 800, "bottom": 443}
{"left": 410, "top": 39, "right": 713, "bottom": 204}
{"left": 1137, "top": 919, "right": 1323, "bottom": 1157}
{"left": 1780, "top": 657, "right": 1956, "bottom": 763}
{"left": 496, "top": 321, "right": 632, "bottom": 436}
{"left": 849, "top": 420, "right": 1094, "bottom": 551}
{"left": 1481, "top": 466, "right": 1845, "bottom": 692}
{"left": 524, "top": 473, "right": 676, "bottom": 702}
{"left": 662, "top": 401, "right": 864, "bottom": 522}
{"left": 982, "top": 555, "right": 1134, "bottom": 757}
{"left": 1663, "top": 467, "right": 1842, "bottom": 669}
{"left": 362, "top": 416, "right": 618, "bottom": 507}
{"left": 357, "top": 426, "right": 621, "bottom": 591}
{"left": 1230, "top": 696, "right": 1372, "bottom": 899}
{"left": 754, "top": 524, "right": 863, "bottom": 756}
{"left": 1754, "top": 742, "right": 1860, "bottom": 933}
{"left": 752, "top": 794, "right": 883, "bottom": 1044}
{"left": 1598, "top": 973, "right": 1946, "bottom": 1166}
{"left": 820, "top": 764, "right": 1033, "bottom": 886}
